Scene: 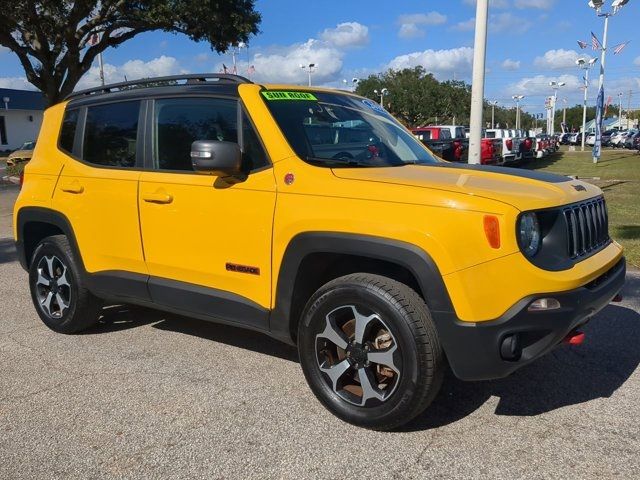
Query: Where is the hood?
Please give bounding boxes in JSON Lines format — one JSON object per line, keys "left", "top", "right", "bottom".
{"left": 332, "top": 163, "right": 602, "bottom": 211}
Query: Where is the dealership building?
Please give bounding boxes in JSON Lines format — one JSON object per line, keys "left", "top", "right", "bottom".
{"left": 0, "top": 88, "right": 46, "bottom": 152}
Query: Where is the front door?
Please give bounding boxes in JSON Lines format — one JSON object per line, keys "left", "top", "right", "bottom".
{"left": 138, "top": 96, "right": 276, "bottom": 329}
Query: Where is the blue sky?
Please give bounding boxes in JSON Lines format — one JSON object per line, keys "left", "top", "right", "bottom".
{"left": 1, "top": 0, "right": 639, "bottom": 115}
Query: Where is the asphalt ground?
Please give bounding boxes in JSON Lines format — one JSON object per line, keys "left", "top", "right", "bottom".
{"left": 0, "top": 183, "right": 638, "bottom": 479}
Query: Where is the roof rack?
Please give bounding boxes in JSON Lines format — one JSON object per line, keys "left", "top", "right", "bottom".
{"left": 66, "top": 73, "right": 253, "bottom": 101}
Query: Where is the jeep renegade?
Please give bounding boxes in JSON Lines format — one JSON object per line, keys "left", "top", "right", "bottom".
{"left": 14, "top": 74, "right": 626, "bottom": 430}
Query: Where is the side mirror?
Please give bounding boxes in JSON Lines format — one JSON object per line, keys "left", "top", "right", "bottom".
{"left": 191, "top": 140, "right": 242, "bottom": 177}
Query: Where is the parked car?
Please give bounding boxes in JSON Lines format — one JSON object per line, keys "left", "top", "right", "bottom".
{"left": 481, "top": 131, "right": 503, "bottom": 165}
{"left": 601, "top": 130, "right": 615, "bottom": 147}
{"left": 412, "top": 127, "right": 468, "bottom": 163}
{"left": 534, "top": 134, "right": 549, "bottom": 159}
{"left": 586, "top": 133, "right": 596, "bottom": 146}
{"left": 609, "top": 131, "right": 625, "bottom": 148}
{"left": 626, "top": 131, "right": 640, "bottom": 150}
{"left": 6, "top": 141, "right": 36, "bottom": 167}
{"left": 559, "top": 133, "right": 571, "bottom": 145}
{"left": 623, "top": 130, "right": 639, "bottom": 149}
{"left": 568, "top": 132, "right": 582, "bottom": 145}
{"left": 485, "top": 128, "right": 524, "bottom": 164}
{"left": 13, "top": 73, "right": 626, "bottom": 431}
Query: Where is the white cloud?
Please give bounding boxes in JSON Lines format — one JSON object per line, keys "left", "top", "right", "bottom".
{"left": 464, "top": 0, "right": 510, "bottom": 7}
{"left": 386, "top": 47, "right": 474, "bottom": 80}
{"left": 77, "top": 55, "right": 188, "bottom": 89}
{"left": 452, "top": 18, "right": 476, "bottom": 31}
{"left": 502, "top": 59, "right": 521, "bottom": 70}
{"left": 0, "top": 77, "right": 35, "bottom": 90}
{"left": 320, "top": 22, "right": 369, "bottom": 48}
{"left": 397, "top": 12, "right": 447, "bottom": 39}
{"left": 533, "top": 49, "right": 581, "bottom": 69}
{"left": 515, "top": 0, "right": 556, "bottom": 8}
{"left": 398, "top": 23, "right": 425, "bottom": 39}
{"left": 634, "top": 56, "right": 640, "bottom": 66}
{"left": 507, "top": 74, "right": 582, "bottom": 97}
{"left": 490, "top": 13, "right": 532, "bottom": 33}
{"left": 231, "top": 39, "right": 343, "bottom": 85}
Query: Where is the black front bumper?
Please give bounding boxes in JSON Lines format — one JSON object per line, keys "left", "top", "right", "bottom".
{"left": 435, "top": 258, "right": 626, "bottom": 381}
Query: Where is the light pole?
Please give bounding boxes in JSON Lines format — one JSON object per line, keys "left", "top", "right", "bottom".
{"left": 617, "top": 92, "right": 623, "bottom": 127}
{"left": 342, "top": 78, "right": 359, "bottom": 92}
{"left": 562, "top": 98, "right": 568, "bottom": 129}
{"left": 512, "top": 95, "right": 524, "bottom": 130}
{"left": 549, "top": 81, "right": 565, "bottom": 136}
{"left": 468, "top": 0, "right": 489, "bottom": 164}
{"left": 300, "top": 63, "right": 316, "bottom": 87}
{"left": 2, "top": 97, "right": 9, "bottom": 110}
{"left": 576, "top": 57, "right": 598, "bottom": 151}
{"left": 373, "top": 88, "right": 389, "bottom": 108}
{"left": 490, "top": 101, "right": 499, "bottom": 129}
{"left": 588, "top": 0, "right": 630, "bottom": 163}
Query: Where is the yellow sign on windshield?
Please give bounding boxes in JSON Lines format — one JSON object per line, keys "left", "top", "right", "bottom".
{"left": 262, "top": 91, "right": 318, "bottom": 101}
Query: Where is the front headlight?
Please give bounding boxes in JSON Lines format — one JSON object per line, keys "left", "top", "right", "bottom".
{"left": 518, "top": 212, "right": 541, "bottom": 257}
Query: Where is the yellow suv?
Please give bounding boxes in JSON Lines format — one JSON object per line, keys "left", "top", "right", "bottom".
{"left": 14, "top": 74, "right": 625, "bottom": 430}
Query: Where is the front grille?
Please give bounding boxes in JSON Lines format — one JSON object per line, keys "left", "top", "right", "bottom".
{"left": 563, "top": 197, "right": 610, "bottom": 259}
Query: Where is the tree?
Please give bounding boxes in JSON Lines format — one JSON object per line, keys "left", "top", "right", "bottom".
{"left": 355, "top": 67, "right": 537, "bottom": 130}
{"left": 0, "top": 1, "right": 261, "bottom": 105}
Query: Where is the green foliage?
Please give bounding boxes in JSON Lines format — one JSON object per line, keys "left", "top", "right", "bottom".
{"left": 554, "top": 105, "right": 597, "bottom": 132}
{"left": 0, "top": 1, "right": 261, "bottom": 105}
{"left": 355, "top": 67, "right": 536, "bottom": 129}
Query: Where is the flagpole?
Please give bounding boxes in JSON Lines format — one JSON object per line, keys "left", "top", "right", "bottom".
{"left": 582, "top": 68, "right": 589, "bottom": 152}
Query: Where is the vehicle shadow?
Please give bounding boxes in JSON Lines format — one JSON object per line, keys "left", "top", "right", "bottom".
{"left": 404, "top": 302, "right": 640, "bottom": 431}
{"left": 0, "top": 237, "right": 17, "bottom": 264}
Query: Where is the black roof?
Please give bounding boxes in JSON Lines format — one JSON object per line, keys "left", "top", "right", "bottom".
{"left": 0, "top": 88, "right": 46, "bottom": 110}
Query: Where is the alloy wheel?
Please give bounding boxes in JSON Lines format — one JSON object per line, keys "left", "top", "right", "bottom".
{"left": 34, "top": 255, "right": 72, "bottom": 319}
{"left": 315, "top": 305, "right": 401, "bottom": 407}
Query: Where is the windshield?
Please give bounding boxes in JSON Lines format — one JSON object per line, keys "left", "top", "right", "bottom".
{"left": 262, "top": 90, "right": 439, "bottom": 167}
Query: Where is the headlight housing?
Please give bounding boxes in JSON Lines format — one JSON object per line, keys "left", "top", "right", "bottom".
{"left": 518, "top": 212, "right": 541, "bottom": 257}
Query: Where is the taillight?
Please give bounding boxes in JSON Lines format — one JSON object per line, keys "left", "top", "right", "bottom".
{"left": 453, "top": 140, "right": 463, "bottom": 160}
{"left": 524, "top": 138, "right": 532, "bottom": 150}
{"left": 506, "top": 139, "right": 513, "bottom": 150}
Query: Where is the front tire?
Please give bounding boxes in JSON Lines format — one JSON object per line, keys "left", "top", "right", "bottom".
{"left": 298, "top": 274, "right": 443, "bottom": 430}
{"left": 29, "top": 235, "right": 101, "bottom": 333}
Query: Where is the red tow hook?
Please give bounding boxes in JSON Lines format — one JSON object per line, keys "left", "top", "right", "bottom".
{"left": 564, "top": 330, "right": 585, "bottom": 346}
{"left": 612, "top": 294, "right": 623, "bottom": 302}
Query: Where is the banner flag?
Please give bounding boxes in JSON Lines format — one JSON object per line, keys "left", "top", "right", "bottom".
{"left": 591, "top": 32, "right": 603, "bottom": 51}
{"left": 593, "top": 85, "right": 604, "bottom": 159}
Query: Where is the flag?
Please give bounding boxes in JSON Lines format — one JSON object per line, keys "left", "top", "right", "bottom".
{"left": 604, "top": 96, "right": 612, "bottom": 117}
{"left": 577, "top": 40, "right": 588, "bottom": 49}
{"left": 591, "top": 32, "right": 602, "bottom": 51}
{"left": 247, "top": 65, "right": 256, "bottom": 75}
{"left": 593, "top": 85, "right": 604, "bottom": 159}
{"left": 613, "top": 41, "right": 630, "bottom": 55}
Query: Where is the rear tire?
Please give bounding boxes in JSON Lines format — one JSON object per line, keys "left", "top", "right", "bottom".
{"left": 29, "top": 235, "right": 101, "bottom": 333}
{"left": 298, "top": 273, "right": 444, "bottom": 431}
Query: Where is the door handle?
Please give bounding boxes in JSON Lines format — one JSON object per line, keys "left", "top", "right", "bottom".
{"left": 60, "top": 181, "right": 84, "bottom": 194}
{"left": 142, "top": 191, "right": 173, "bottom": 204}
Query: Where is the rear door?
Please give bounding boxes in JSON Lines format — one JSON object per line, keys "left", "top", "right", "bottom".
{"left": 137, "top": 96, "right": 276, "bottom": 327}
{"left": 52, "top": 100, "right": 148, "bottom": 293}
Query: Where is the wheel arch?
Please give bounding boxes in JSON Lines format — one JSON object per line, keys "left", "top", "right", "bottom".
{"left": 269, "top": 232, "right": 455, "bottom": 345}
{"left": 16, "top": 207, "right": 85, "bottom": 273}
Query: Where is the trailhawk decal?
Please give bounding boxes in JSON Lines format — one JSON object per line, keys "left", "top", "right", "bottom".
{"left": 262, "top": 91, "right": 318, "bottom": 101}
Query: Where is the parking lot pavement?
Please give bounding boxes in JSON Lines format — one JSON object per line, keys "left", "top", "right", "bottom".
{"left": 0, "top": 183, "right": 639, "bottom": 479}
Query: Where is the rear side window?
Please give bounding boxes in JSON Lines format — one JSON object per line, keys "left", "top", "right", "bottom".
{"left": 440, "top": 129, "right": 452, "bottom": 140}
{"left": 59, "top": 109, "right": 79, "bottom": 154}
{"left": 83, "top": 101, "right": 140, "bottom": 168}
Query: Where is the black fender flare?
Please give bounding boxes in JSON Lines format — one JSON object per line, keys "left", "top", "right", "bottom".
{"left": 268, "top": 232, "right": 455, "bottom": 345}
{"left": 15, "top": 207, "right": 85, "bottom": 273}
